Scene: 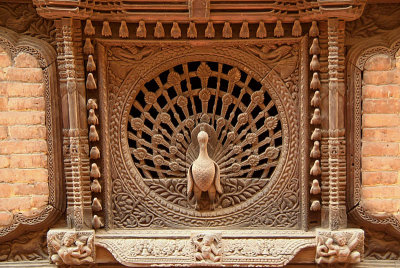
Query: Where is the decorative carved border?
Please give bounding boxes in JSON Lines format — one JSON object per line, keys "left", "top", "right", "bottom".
{"left": 33, "top": 0, "right": 366, "bottom": 22}
{"left": 347, "top": 31, "right": 400, "bottom": 238}
{"left": 0, "top": 27, "right": 63, "bottom": 243}
{"left": 95, "top": 230, "right": 315, "bottom": 267}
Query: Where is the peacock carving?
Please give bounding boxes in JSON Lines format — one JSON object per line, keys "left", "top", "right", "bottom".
{"left": 187, "top": 130, "right": 222, "bottom": 210}
{"left": 127, "top": 61, "right": 282, "bottom": 210}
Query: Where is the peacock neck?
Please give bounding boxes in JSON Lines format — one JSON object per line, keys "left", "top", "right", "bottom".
{"left": 199, "top": 143, "right": 209, "bottom": 159}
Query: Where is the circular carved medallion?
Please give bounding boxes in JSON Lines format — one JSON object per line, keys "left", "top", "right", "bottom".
{"left": 110, "top": 48, "right": 299, "bottom": 228}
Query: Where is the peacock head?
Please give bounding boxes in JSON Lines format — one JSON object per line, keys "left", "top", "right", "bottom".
{"left": 197, "top": 131, "right": 209, "bottom": 147}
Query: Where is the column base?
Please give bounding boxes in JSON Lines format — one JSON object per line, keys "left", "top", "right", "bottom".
{"left": 315, "top": 228, "right": 364, "bottom": 264}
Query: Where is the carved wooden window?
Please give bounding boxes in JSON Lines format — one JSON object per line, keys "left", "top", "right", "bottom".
{"left": 127, "top": 61, "right": 282, "bottom": 208}
{"left": 97, "top": 39, "right": 308, "bottom": 230}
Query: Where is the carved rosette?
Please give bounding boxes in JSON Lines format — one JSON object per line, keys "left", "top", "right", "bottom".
{"left": 47, "top": 230, "right": 95, "bottom": 266}
{"left": 103, "top": 39, "right": 307, "bottom": 229}
{"left": 315, "top": 229, "right": 364, "bottom": 264}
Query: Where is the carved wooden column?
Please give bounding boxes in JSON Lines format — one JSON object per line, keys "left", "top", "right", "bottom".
{"left": 327, "top": 18, "right": 347, "bottom": 230}
{"left": 315, "top": 18, "right": 364, "bottom": 265}
{"left": 46, "top": 18, "right": 95, "bottom": 267}
{"left": 55, "top": 18, "right": 92, "bottom": 230}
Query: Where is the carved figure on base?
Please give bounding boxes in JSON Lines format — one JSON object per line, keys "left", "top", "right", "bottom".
{"left": 316, "top": 231, "right": 362, "bottom": 264}
{"left": 192, "top": 234, "right": 222, "bottom": 262}
{"left": 187, "top": 131, "right": 222, "bottom": 210}
{"left": 49, "top": 232, "right": 94, "bottom": 265}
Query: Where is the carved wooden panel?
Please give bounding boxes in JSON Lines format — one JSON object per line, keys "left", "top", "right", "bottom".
{"left": 97, "top": 38, "right": 308, "bottom": 229}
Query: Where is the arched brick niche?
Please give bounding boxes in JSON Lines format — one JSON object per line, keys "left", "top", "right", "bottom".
{"left": 0, "top": 44, "right": 49, "bottom": 227}
{"left": 0, "top": 27, "right": 63, "bottom": 243}
{"left": 347, "top": 36, "right": 400, "bottom": 238}
{"left": 361, "top": 53, "right": 400, "bottom": 218}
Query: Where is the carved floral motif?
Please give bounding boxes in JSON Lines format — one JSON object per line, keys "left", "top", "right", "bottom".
{"left": 0, "top": 3, "right": 55, "bottom": 45}
{"left": 96, "top": 237, "right": 193, "bottom": 264}
{"left": 96, "top": 231, "right": 315, "bottom": 267}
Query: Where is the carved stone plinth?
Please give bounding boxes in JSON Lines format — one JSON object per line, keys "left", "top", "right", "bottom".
{"left": 47, "top": 229, "right": 95, "bottom": 266}
{"left": 315, "top": 229, "right": 364, "bottom": 264}
{"left": 96, "top": 230, "right": 315, "bottom": 267}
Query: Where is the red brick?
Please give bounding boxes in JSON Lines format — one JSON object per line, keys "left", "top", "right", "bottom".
{"left": 393, "top": 69, "right": 400, "bottom": 84}
{"left": 14, "top": 183, "right": 48, "bottom": 196}
{"left": 0, "top": 211, "right": 13, "bottom": 226}
{"left": 363, "top": 70, "right": 394, "bottom": 85}
{"left": 0, "top": 168, "right": 48, "bottom": 183}
{"left": 364, "top": 54, "right": 393, "bottom": 71}
{"left": 0, "top": 140, "right": 47, "bottom": 154}
{"left": 362, "top": 156, "right": 400, "bottom": 171}
{"left": 0, "top": 126, "right": 6, "bottom": 139}
{"left": 13, "top": 183, "right": 34, "bottom": 196}
{"left": 0, "top": 54, "right": 11, "bottom": 68}
{"left": 0, "top": 155, "right": 9, "bottom": 168}
{"left": 363, "top": 171, "right": 399, "bottom": 185}
{"left": 363, "top": 128, "right": 400, "bottom": 142}
{"left": 362, "top": 85, "right": 400, "bottom": 99}
{"left": 7, "top": 97, "right": 45, "bottom": 111}
{"left": 14, "top": 52, "right": 39, "bottom": 68}
{"left": 362, "top": 199, "right": 400, "bottom": 213}
{"left": 0, "top": 183, "right": 13, "bottom": 198}
{"left": 5, "top": 67, "right": 43, "bottom": 83}
{"left": 31, "top": 195, "right": 48, "bottom": 209}
{"left": 0, "top": 96, "right": 7, "bottom": 111}
{"left": 9, "top": 125, "right": 46, "bottom": 139}
{"left": 34, "top": 182, "right": 49, "bottom": 195}
{"left": 362, "top": 142, "right": 399, "bottom": 156}
{"left": 9, "top": 154, "right": 47, "bottom": 168}
{"left": 0, "top": 82, "right": 44, "bottom": 97}
{"left": 0, "top": 197, "right": 32, "bottom": 211}
{"left": 362, "top": 99, "right": 400, "bottom": 114}
{"left": 0, "top": 111, "right": 45, "bottom": 125}
{"left": 0, "top": 69, "right": 6, "bottom": 81}
{"left": 362, "top": 114, "right": 400, "bottom": 127}
{"left": 362, "top": 186, "right": 400, "bottom": 199}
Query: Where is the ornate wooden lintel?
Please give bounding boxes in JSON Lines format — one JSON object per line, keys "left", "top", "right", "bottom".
{"left": 32, "top": 0, "right": 366, "bottom": 23}
{"left": 96, "top": 230, "right": 315, "bottom": 267}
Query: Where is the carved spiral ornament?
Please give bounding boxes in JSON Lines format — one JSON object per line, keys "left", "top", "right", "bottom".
{"left": 126, "top": 61, "right": 282, "bottom": 210}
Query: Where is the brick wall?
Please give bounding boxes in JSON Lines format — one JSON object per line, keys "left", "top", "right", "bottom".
{"left": 361, "top": 53, "right": 400, "bottom": 219}
{"left": 0, "top": 45, "right": 49, "bottom": 227}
